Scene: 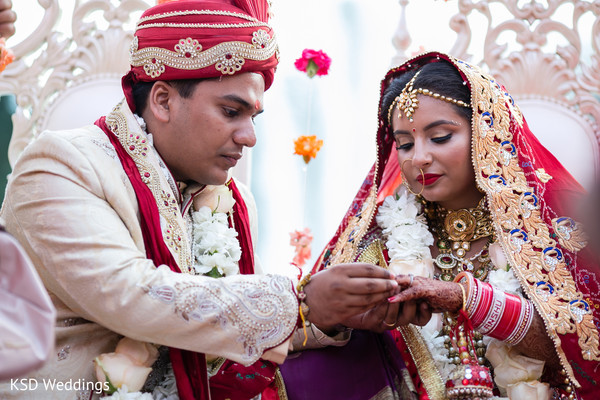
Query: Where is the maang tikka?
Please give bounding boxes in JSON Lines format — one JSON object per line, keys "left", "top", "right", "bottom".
{"left": 387, "top": 70, "right": 471, "bottom": 124}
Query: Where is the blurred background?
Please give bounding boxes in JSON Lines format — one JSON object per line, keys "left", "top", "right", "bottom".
{"left": 2, "top": 0, "right": 598, "bottom": 277}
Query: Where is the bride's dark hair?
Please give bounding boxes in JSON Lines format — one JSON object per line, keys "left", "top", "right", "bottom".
{"left": 381, "top": 60, "right": 472, "bottom": 124}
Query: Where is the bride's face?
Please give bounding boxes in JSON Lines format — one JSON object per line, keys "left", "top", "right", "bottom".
{"left": 391, "top": 95, "right": 482, "bottom": 209}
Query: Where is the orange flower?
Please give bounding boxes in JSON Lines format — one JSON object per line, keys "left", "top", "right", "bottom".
{"left": 156, "top": 0, "right": 178, "bottom": 4}
{"left": 0, "top": 38, "right": 14, "bottom": 74}
{"left": 294, "top": 135, "right": 323, "bottom": 164}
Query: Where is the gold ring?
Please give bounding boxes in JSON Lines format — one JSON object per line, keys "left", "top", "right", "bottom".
{"left": 383, "top": 320, "right": 396, "bottom": 327}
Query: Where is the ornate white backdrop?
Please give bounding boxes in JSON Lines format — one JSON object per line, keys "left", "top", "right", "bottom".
{"left": 3, "top": 0, "right": 598, "bottom": 276}
{"left": 255, "top": 0, "right": 600, "bottom": 275}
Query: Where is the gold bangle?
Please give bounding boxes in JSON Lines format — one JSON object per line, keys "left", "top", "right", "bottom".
{"left": 458, "top": 282, "right": 467, "bottom": 312}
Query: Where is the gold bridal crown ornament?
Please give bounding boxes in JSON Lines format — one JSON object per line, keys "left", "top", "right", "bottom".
{"left": 387, "top": 70, "right": 471, "bottom": 124}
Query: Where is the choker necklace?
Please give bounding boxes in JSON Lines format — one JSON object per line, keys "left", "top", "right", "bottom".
{"left": 425, "top": 198, "right": 495, "bottom": 281}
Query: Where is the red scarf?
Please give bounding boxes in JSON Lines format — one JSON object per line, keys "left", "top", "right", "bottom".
{"left": 96, "top": 116, "right": 278, "bottom": 400}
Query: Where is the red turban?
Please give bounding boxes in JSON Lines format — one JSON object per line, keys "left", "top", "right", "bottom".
{"left": 122, "top": 0, "right": 279, "bottom": 112}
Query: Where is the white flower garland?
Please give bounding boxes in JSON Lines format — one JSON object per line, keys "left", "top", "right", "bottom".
{"left": 134, "top": 113, "right": 242, "bottom": 279}
{"left": 376, "top": 188, "right": 434, "bottom": 262}
{"left": 191, "top": 206, "right": 241, "bottom": 277}
{"left": 375, "top": 188, "right": 522, "bottom": 384}
{"left": 376, "top": 189, "right": 455, "bottom": 379}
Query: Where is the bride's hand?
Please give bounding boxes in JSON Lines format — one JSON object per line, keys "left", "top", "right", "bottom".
{"left": 390, "top": 275, "right": 464, "bottom": 314}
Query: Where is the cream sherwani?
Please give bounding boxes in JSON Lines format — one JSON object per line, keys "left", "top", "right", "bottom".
{"left": 0, "top": 102, "right": 298, "bottom": 399}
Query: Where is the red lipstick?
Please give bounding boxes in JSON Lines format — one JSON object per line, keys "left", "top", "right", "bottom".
{"left": 417, "top": 174, "right": 441, "bottom": 186}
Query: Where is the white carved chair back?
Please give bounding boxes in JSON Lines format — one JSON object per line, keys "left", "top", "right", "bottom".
{"left": 391, "top": 0, "right": 600, "bottom": 191}
{"left": 0, "top": 0, "right": 252, "bottom": 185}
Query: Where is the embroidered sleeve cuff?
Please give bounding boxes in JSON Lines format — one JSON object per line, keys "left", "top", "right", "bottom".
{"left": 289, "top": 322, "right": 352, "bottom": 351}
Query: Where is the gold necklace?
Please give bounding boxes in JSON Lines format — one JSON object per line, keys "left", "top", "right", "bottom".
{"left": 426, "top": 198, "right": 495, "bottom": 281}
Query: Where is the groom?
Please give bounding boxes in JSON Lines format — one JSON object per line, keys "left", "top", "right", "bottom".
{"left": 0, "top": 1, "right": 398, "bottom": 399}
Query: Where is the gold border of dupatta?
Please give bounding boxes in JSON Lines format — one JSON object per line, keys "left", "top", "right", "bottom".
{"left": 450, "top": 55, "right": 600, "bottom": 387}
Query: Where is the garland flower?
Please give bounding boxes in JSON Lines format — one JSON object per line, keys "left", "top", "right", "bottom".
{"left": 376, "top": 188, "right": 540, "bottom": 396}
{"left": 191, "top": 183, "right": 241, "bottom": 278}
{"left": 94, "top": 338, "right": 159, "bottom": 399}
{"left": 288, "top": 48, "right": 330, "bottom": 271}
{"left": 290, "top": 227, "right": 313, "bottom": 269}
{"left": 375, "top": 188, "right": 435, "bottom": 277}
{"left": 0, "top": 38, "right": 14, "bottom": 74}
{"left": 97, "top": 184, "right": 241, "bottom": 398}
{"left": 376, "top": 189, "right": 456, "bottom": 379}
{"left": 293, "top": 135, "right": 323, "bottom": 164}
{"left": 294, "top": 48, "right": 331, "bottom": 78}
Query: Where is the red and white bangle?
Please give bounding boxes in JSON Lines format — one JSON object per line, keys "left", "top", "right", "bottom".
{"left": 504, "top": 298, "right": 534, "bottom": 345}
{"left": 454, "top": 272, "right": 534, "bottom": 345}
{"left": 477, "top": 289, "right": 507, "bottom": 335}
{"left": 470, "top": 281, "right": 494, "bottom": 326}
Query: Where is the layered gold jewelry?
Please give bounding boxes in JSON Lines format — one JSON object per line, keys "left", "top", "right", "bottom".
{"left": 387, "top": 70, "right": 470, "bottom": 124}
{"left": 426, "top": 198, "right": 495, "bottom": 281}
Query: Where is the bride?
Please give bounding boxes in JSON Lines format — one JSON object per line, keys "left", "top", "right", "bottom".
{"left": 279, "top": 52, "right": 598, "bottom": 400}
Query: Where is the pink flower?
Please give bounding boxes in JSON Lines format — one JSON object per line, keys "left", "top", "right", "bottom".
{"left": 290, "top": 228, "right": 313, "bottom": 268}
{"left": 294, "top": 49, "right": 331, "bottom": 78}
{"left": 410, "top": 45, "right": 427, "bottom": 57}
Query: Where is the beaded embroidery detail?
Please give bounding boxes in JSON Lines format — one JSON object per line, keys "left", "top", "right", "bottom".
{"left": 144, "top": 274, "right": 298, "bottom": 363}
{"left": 552, "top": 217, "right": 587, "bottom": 253}
{"left": 105, "top": 101, "right": 193, "bottom": 273}
{"left": 137, "top": 9, "right": 265, "bottom": 27}
{"left": 137, "top": 21, "right": 269, "bottom": 30}
{"left": 454, "top": 57, "right": 600, "bottom": 376}
{"left": 91, "top": 138, "right": 119, "bottom": 161}
{"left": 130, "top": 30, "right": 278, "bottom": 79}
{"left": 57, "top": 345, "right": 71, "bottom": 361}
